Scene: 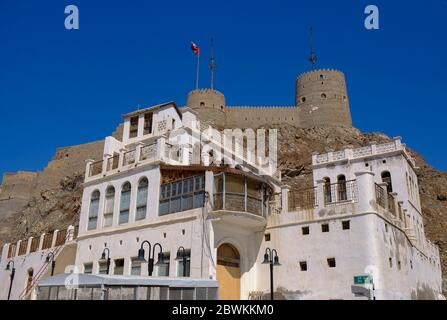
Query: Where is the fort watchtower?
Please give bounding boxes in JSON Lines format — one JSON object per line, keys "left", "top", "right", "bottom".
{"left": 296, "top": 69, "right": 352, "bottom": 128}
{"left": 186, "top": 89, "right": 227, "bottom": 128}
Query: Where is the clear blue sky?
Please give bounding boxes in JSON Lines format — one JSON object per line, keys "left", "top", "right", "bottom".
{"left": 0, "top": 0, "right": 446, "bottom": 183}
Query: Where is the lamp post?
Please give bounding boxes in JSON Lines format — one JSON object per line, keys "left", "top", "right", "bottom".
{"left": 5, "top": 261, "right": 16, "bottom": 300}
{"left": 100, "top": 248, "right": 111, "bottom": 275}
{"left": 262, "top": 248, "right": 281, "bottom": 300}
{"left": 46, "top": 252, "right": 56, "bottom": 276}
{"left": 137, "top": 241, "right": 165, "bottom": 276}
{"left": 175, "top": 246, "right": 188, "bottom": 277}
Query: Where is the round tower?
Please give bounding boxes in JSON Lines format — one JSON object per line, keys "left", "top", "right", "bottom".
{"left": 296, "top": 69, "right": 352, "bottom": 128}
{"left": 186, "top": 89, "right": 227, "bottom": 128}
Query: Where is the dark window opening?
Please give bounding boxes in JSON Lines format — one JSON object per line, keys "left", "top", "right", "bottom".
{"left": 302, "top": 226, "right": 310, "bottom": 235}
{"left": 342, "top": 220, "right": 350, "bottom": 230}
{"left": 322, "top": 224, "right": 329, "bottom": 233}
{"left": 300, "top": 261, "right": 307, "bottom": 271}
{"left": 327, "top": 258, "right": 336, "bottom": 268}
{"left": 143, "top": 113, "right": 153, "bottom": 135}
{"left": 129, "top": 116, "right": 139, "bottom": 138}
{"left": 264, "top": 234, "right": 271, "bottom": 242}
{"left": 381, "top": 171, "right": 393, "bottom": 193}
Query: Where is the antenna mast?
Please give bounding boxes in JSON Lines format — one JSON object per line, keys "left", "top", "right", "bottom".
{"left": 309, "top": 27, "right": 317, "bottom": 70}
{"left": 209, "top": 37, "right": 216, "bottom": 90}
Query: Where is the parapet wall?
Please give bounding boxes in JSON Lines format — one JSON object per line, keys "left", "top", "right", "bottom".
{"left": 225, "top": 106, "right": 298, "bottom": 128}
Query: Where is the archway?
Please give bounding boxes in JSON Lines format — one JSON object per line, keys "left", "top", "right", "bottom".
{"left": 216, "top": 243, "right": 241, "bottom": 300}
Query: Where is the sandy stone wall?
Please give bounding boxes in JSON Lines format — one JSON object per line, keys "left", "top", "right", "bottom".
{"left": 0, "top": 172, "right": 37, "bottom": 218}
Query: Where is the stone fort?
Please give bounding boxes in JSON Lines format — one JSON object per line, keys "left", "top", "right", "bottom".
{"left": 187, "top": 68, "right": 352, "bottom": 129}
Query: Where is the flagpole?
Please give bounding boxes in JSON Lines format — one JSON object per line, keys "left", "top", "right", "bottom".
{"left": 196, "top": 54, "right": 200, "bottom": 89}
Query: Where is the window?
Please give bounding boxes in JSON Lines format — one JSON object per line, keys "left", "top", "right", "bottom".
{"left": 323, "top": 177, "right": 332, "bottom": 204}
{"left": 119, "top": 182, "right": 131, "bottom": 224}
{"left": 177, "top": 250, "right": 191, "bottom": 277}
{"left": 114, "top": 259, "right": 125, "bottom": 275}
{"left": 136, "top": 178, "right": 148, "bottom": 220}
{"left": 98, "top": 261, "right": 108, "bottom": 275}
{"left": 157, "top": 252, "right": 170, "bottom": 277}
{"left": 131, "top": 257, "right": 141, "bottom": 276}
{"left": 327, "top": 258, "right": 336, "bottom": 268}
{"left": 301, "top": 97, "right": 306, "bottom": 103}
{"left": 389, "top": 257, "right": 393, "bottom": 268}
{"left": 103, "top": 186, "right": 115, "bottom": 227}
{"left": 385, "top": 223, "right": 388, "bottom": 232}
{"left": 129, "top": 116, "right": 138, "bottom": 138}
{"left": 398, "top": 260, "right": 401, "bottom": 271}
{"left": 342, "top": 220, "right": 350, "bottom": 230}
{"left": 321, "top": 223, "right": 329, "bottom": 233}
{"left": 88, "top": 190, "right": 100, "bottom": 230}
{"left": 143, "top": 113, "right": 153, "bottom": 135}
{"left": 319, "top": 74, "right": 324, "bottom": 80}
{"left": 321, "top": 93, "right": 327, "bottom": 99}
{"left": 159, "top": 175, "right": 205, "bottom": 216}
{"left": 84, "top": 263, "right": 93, "bottom": 274}
{"left": 337, "top": 175, "right": 347, "bottom": 201}
{"left": 300, "top": 261, "right": 307, "bottom": 271}
{"left": 381, "top": 171, "right": 393, "bottom": 193}
{"left": 302, "top": 226, "right": 310, "bottom": 235}
{"left": 264, "top": 234, "right": 271, "bottom": 242}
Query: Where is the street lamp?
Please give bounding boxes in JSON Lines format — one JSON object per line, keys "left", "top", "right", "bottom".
{"left": 100, "top": 248, "right": 111, "bottom": 275}
{"left": 262, "top": 248, "right": 281, "bottom": 300}
{"left": 137, "top": 241, "right": 165, "bottom": 276}
{"left": 5, "top": 260, "right": 16, "bottom": 300}
{"left": 45, "top": 252, "right": 56, "bottom": 276}
{"left": 175, "top": 246, "right": 188, "bottom": 277}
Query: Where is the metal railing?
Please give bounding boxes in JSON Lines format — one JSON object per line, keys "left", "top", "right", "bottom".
{"left": 288, "top": 187, "right": 318, "bottom": 211}
{"left": 213, "top": 193, "right": 264, "bottom": 217}
{"left": 18, "top": 239, "right": 28, "bottom": 256}
{"left": 89, "top": 160, "right": 103, "bottom": 177}
{"left": 375, "top": 183, "right": 386, "bottom": 208}
{"left": 323, "top": 180, "right": 358, "bottom": 205}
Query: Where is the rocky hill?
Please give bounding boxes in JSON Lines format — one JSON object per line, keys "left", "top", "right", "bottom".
{"left": 0, "top": 125, "right": 445, "bottom": 295}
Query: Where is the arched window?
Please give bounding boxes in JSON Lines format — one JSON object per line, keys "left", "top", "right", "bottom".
{"left": 337, "top": 175, "right": 347, "bottom": 201}
{"left": 321, "top": 93, "right": 327, "bottom": 99}
{"left": 119, "top": 182, "right": 131, "bottom": 225}
{"left": 381, "top": 171, "right": 393, "bottom": 193}
{"left": 103, "top": 186, "right": 115, "bottom": 227}
{"left": 136, "top": 178, "right": 148, "bottom": 221}
{"left": 88, "top": 190, "right": 100, "bottom": 230}
{"left": 323, "top": 177, "right": 332, "bottom": 204}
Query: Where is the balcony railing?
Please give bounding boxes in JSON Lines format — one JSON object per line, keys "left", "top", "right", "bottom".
{"left": 140, "top": 144, "right": 156, "bottom": 161}
{"left": 388, "top": 193, "right": 397, "bottom": 216}
{"left": 288, "top": 187, "right": 318, "bottom": 212}
{"left": 89, "top": 160, "right": 103, "bottom": 177}
{"left": 213, "top": 193, "right": 265, "bottom": 217}
{"left": 323, "top": 180, "right": 358, "bottom": 205}
{"left": 375, "top": 183, "right": 386, "bottom": 208}
{"left": 123, "top": 149, "right": 136, "bottom": 166}
{"left": 107, "top": 155, "right": 119, "bottom": 171}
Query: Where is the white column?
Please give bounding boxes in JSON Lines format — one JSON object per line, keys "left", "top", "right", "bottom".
{"left": 156, "top": 137, "right": 166, "bottom": 161}
{"left": 85, "top": 159, "right": 94, "bottom": 179}
{"left": 135, "top": 142, "right": 144, "bottom": 164}
{"left": 51, "top": 230, "right": 59, "bottom": 248}
{"left": 138, "top": 114, "right": 145, "bottom": 138}
{"left": 38, "top": 234, "right": 45, "bottom": 251}
{"left": 316, "top": 179, "right": 326, "bottom": 209}
{"left": 354, "top": 171, "right": 376, "bottom": 213}
{"left": 118, "top": 148, "right": 126, "bottom": 169}
{"left": 67, "top": 225, "right": 75, "bottom": 242}
{"left": 26, "top": 237, "right": 33, "bottom": 255}
{"left": 205, "top": 171, "right": 215, "bottom": 209}
{"left": 123, "top": 119, "right": 130, "bottom": 143}
{"left": 281, "top": 185, "right": 290, "bottom": 214}
{"left": 102, "top": 153, "right": 111, "bottom": 174}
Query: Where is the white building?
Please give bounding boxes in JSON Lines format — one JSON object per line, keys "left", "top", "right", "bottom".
{"left": 0, "top": 102, "right": 443, "bottom": 300}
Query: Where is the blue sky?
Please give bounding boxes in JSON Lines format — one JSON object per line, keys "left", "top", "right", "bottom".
{"left": 0, "top": 0, "right": 446, "bottom": 183}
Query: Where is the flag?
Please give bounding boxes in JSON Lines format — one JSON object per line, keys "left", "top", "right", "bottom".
{"left": 191, "top": 42, "right": 200, "bottom": 57}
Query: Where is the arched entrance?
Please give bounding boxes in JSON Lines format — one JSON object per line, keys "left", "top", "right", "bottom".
{"left": 216, "top": 243, "right": 241, "bottom": 300}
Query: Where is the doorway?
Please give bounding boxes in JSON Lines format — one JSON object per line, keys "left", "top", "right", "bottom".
{"left": 216, "top": 243, "right": 241, "bottom": 300}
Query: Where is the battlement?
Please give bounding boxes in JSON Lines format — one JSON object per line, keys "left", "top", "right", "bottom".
{"left": 297, "top": 68, "right": 344, "bottom": 79}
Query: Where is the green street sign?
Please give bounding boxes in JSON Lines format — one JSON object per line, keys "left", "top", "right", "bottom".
{"left": 354, "top": 275, "right": 372, "bottom": 285}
